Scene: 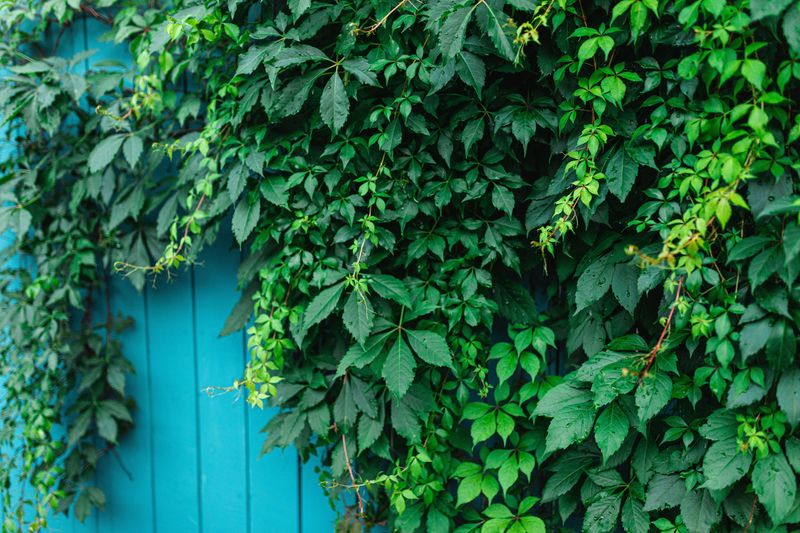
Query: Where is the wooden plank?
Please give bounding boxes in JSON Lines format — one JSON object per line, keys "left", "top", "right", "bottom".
{"left": 94, "top": 279, "right": 156, "bottom": 532}
{"left": 146, "top": 271, "right": 201, "bottom": 532}
{"left": 247, "top": 404, "right": 300, "bottom": 532}
{"left": 193, "top": 236, "right": 249, "bottom": 531}
{"left": 302, "top": 453, "right": 337, "bottom": 533}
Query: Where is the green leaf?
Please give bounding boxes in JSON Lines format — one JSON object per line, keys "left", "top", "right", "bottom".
{"left": 320, "top": 72, "right": 349, "bottom": 132}
{"left": 498, "top": 455, "right": 518, "bottom": 494}
{"left": 644, "top": 474, "right": 686, "bottom": 512}
{"left": 406, "top": 329, "right": 453, "bottom": 368}
{"left": 741, "top": 59, "right": 767, "bottom": 89}
{"left": 438, "top": 6, "right": 473, "bottom": 58}
{"left": 767, "top": 319, "right": 796, "bottom": 371}
{"left": 274, "top": 45, "right": 327, "bottom": 68}
{"left": 342, "top": 291, "right": 374, "bottom": 345}
{"left": 370, "top": 274, "right": 412, "bottom": 307}
{"left": 701, "top": 440, "right": 751, "bottom": 490}
{"left": 306, "top": 404, "right": 330, "bottom": 436}
{"left": 456, "top": 51, "right": 485, "bottom": 95}
{"left": 106, "top": 367, "right": 126, "bottom": 395}
{"left": 739, "top": 319, "right": 771, "bottom": 361}
{"left": 88, "top": 134, "right": 125, "bottom": 173}
{"left": 535, "top": 383, "right": 591, "bottom": 417}
{"left": 236, "top": 45, "right": 267, "bottom": 76}
{"left": 491, "top": 184, "right": 515, "bottom": 217}
{"left": 728, "top": 236, "right": 774, "bottom": 262}
{"left": 612, "top": 263, "right": 640, "bottom": 314}
{"left": 337, "top": 336, "right": 387, "bottom": 377}
{"left": 493, "top": 277, "right": 537, "bottom": 323}
{"left": 583, "top": 494, "right": 621, "bottom": 533}
{"left": 457, "top": 474, "right": 482, "bottom": 506}
{"left": 752, "top": 452, "right": 797, "bottom": 524}
{"left": 303, "top": 282, "right": 345, "bottom": 330}
{"left": 698, "top": 409, "right": 738, "bottom": 441}
{"left": 606, "top": 147, "right": 639, "bottom": 202}
{"left": 621, "top": 497, "right": 649, "bottom": 533}
{"left": 481, "top": 2, "right": 515, "bottom": 61}
{"left": 287, "top": 0, "right": 310, "bottom": 19}
{"left": 341, "top": 58, "right": 379, "bottom": 86}
{"left": 544, "top": 400, "right": 595, "bottom": 454}
{"left": 635, "top": 372, "right": 672, "bottom": 423}
{"left": 391, "top": 396, "right": 421, "bottom": 442}
{"left": 96, "top": 409, "right": 118, "bottom": 442}
{"left": 750, "top": 0, "right": 792, "bottom": 19}
{"left": 595, "top": 402, "right": 629, "bottom": 463}
{"left": 784, "top": 3, "right": 800, "bottom": 53}
{"left": 680, "top": 489, "right": 720, "bottom": 533}
{"left": 358, "top": 411, "right": 383, "bottom": 451}
{"left": 122, "top": 135, "right": 143, "bottom": 169}
{"left": 232, "top": 196, "right": 261, "bottom": 243}
{"left": 777, "top": 366, "right": 800, "bottom": 427}
{"left": 496, "top": 351, "right": 518, "bottom": 384}
{"left": 471, "top": 411, "right": 496, "bottom": 445}
{"left": 786, "top": 437, "right": 800, "bottom": 473}
{"left": 228, "top": 162, "right": 249, "bottom": 202}
{"left": 575, "top": 256, "right": 613, "bottom": 312}
{"left": 426, "top": 508, "right": 449, "bottom": 532}
{"left": 259, "top": 176, "right": 289, "bottom": 207}
{"left": 382, "top": 336, "right": 416, "bottom": 398}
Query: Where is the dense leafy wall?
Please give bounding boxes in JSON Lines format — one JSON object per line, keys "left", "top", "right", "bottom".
{"left": 2, "top": 0, "right": 800, "bottom": 531}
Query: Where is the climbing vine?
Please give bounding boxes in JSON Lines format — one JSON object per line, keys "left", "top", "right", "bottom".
{"left": 2, "top": 0, "right": 800, "bottom": 531}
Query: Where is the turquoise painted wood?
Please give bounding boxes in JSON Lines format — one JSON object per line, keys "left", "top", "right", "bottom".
{"left": 45, "top": 233, "right": 336, "bottom": 533}
{"left": 2, "top": 14, "right": 337, "bottom": 533}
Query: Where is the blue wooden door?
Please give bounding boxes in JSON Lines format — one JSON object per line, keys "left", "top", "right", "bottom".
{"left": 48, "top": 233, "right": 336, "bottom": 533}
{"left": 2, "top": 15, "right": 337, "bottom": 533}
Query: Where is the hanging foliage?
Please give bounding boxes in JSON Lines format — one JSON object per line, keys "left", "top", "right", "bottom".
{"left": 2, "top": 0, "right": 800, "bottom": 531}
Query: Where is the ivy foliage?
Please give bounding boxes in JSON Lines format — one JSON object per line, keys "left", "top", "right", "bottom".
{"left": 3, "top": 0, "right": 800, "bottom": 531}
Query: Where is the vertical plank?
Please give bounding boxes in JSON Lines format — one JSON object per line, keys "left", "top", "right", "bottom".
{"left": 146, "top": 272, "right": 201, "bottom": 532}
{"left": 302, "top": 453, "right": 337, "bottom": 533}
{"left": 82, "top": 19, "right": 127, "bottom": 65}
{"left": 193, "top": 235, "right": 248, "bottom": 531}
{"left": 95, "top": 279, "right": 155, "bottom": 533}
{"left": 247, "top": 389, "right": 300, "bottom": 531}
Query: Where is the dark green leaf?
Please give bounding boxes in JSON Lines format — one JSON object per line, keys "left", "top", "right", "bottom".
{"left": 320, "top": 72, "right": 349, "bottom": 131}
{"left": 342, "top": 291, "right": 374, "bottom": 345}
{"left": 303, "top": 282, "right": 345, "bottom": 329}
{"left": 382, "top": 336, "right": 416, "bottom": 398}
